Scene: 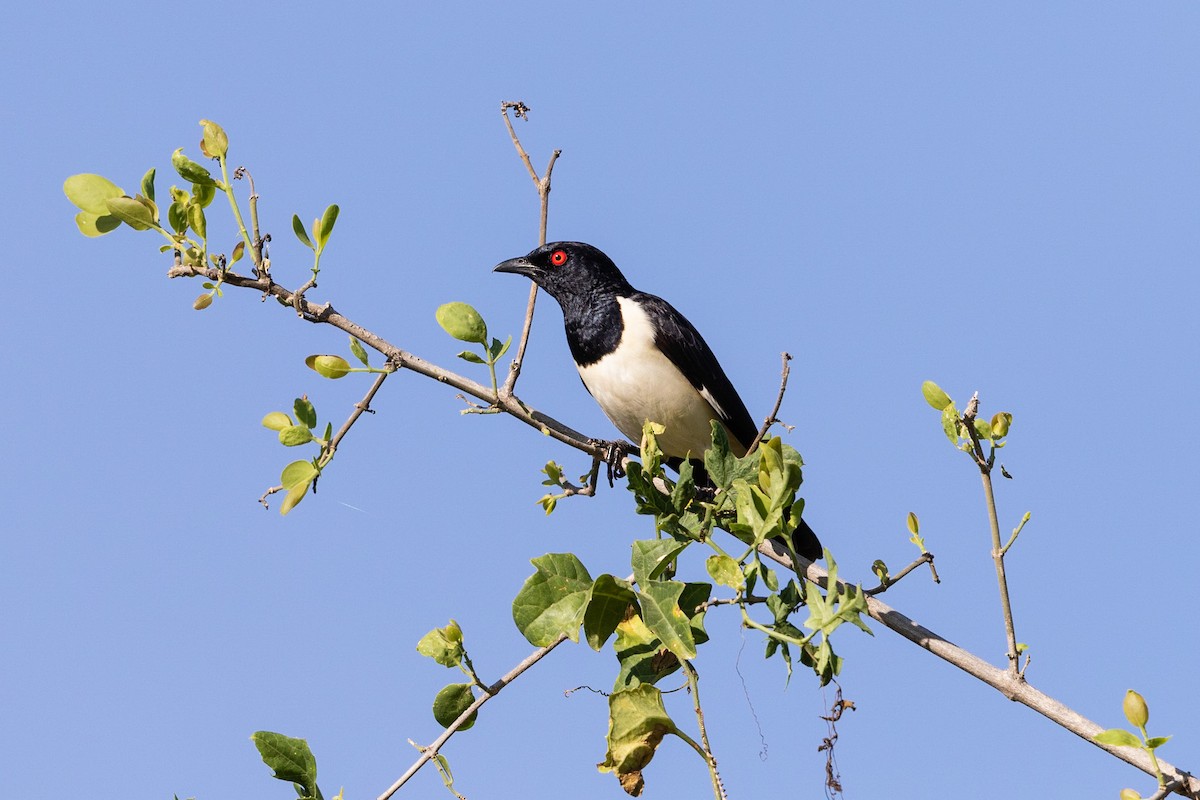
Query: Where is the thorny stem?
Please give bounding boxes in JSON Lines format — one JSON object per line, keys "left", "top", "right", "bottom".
{"left": 682, "top": 661, "right": 728, "bottom": 800}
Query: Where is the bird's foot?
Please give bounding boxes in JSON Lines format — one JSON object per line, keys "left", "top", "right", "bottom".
{"left": 593, "top": 439, "right": 634, "bottom": 487}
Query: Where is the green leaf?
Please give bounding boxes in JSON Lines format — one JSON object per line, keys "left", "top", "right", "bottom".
{"left": 456, "top": 350, "right": 486, "bottom": 364}
{"left": 417, "top": 620, "right": 465, "bottom": 667}
{"left": 292, "top": 214, "right": 314, "bottom": 249}
{"left": 316, "top": 204, "right": 339, "bottom": 249}
{"left": 251, "top": 731, "right": 319, "bottom": 797}
{"left": 1094, "top": 728, "right": 1143, "bottom": 748}
{"left": 922, "top": 380, "right": 953, "bottom": 410}
{"left": 612, "top": 613, "right": 677, "bottom": 688}
{"left": 1145, "top": 735, "right": 1172, "bottom": 749}
{"left": 140, "top": 168, "right": 156, "bottom": 203}
{"left": 991, "top": 411, "right": 1012, "bottom": 438}
{"left": 74, "top": 210, "right": 121, "bottom": 237}
{"left": 281, "top": 460, "right": 319, "bottom": 490}
{"left": 349, "top": 337, "right": 369, "bottom": 366}
{"left": 511, "top": 553, "right": 593, "bottom": 646}
{"left": 306, "top": 354, "right": 352, "bottom": 379}
{"left": 631, "top": 539, "right": 688, "bottom": 588}
{"left": 191, "top": 181, "right": 216, "bottom": 208}
{"left": 597, "top": 685, "right": 677, "bottom": 796}
{"left": 168, "top": 201, "right": 188, "bottom": 235}
{"left": 490, "top": 335, "right": 513, "bottom": 361}
{"left": 940, "top": 404, "right": 961, "bottom": 444}
{"left": 705, "top": 554, "right": 743, "bottom": 590}
{"left": 432, "top": 683, "right": 477, "bottom": 730}
{"left": 638, "top": 581, "right": 695, "bottom": 660}
{"left": 64, "top": 173, "right": 124, "bottom": 214}
{"left": 703, "top": 421, "right": 736, "bottom": 490}
{"left": 199, "top": 119, "right": 229, "bottom": 159}
{"left": 435, "top": 302, "right": 488, "bottom": 345}
{"left": 278, "top": 426, "right": 314, "bottom": 447}
{"left": 906, "top": 512, "right": 919, "bottom": 535}
{"left": 104, "top": 196, "right": 155, "bottom": 231}
{"left": 294, "top": 397, "right": 317, "bottom": 430}
{"left": 187, "top": 203, "right": 207, "bottom": 240}
{"left": 171, "top": 148, "right": 217, "bottom": 186}
{"left": 279, "top": 480, "right": 310, "bottom": 515}
{"left": 584, "top": 574, "right": 638, "bottom": 651}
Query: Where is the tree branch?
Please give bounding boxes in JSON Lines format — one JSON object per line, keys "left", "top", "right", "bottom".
{"left": 166, "top": 264, "right": 608, "bottom": 462}
{"left": 760, "top": 545, "right": 1200, "bottom": 798}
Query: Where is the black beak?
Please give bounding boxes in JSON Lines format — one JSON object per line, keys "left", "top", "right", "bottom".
{"left": 493, "top": 256, "right": 539, "bottom": 278}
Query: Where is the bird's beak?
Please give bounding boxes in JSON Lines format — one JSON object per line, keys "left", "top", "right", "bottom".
{"left": 493, "top": 256, "right": 540, "bottom": 279}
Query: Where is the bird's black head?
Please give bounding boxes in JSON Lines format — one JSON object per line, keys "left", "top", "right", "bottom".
{"left": 493, "top": 241, "right": 634, "bottom": 303}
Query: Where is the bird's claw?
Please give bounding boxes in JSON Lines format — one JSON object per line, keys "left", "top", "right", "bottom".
{"left": 594, "top": 439, "right": 632, "bottom": 487}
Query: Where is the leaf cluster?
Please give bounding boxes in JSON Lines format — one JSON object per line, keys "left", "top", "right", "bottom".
{"left": 922, "top": 380, "right": 1012, "bottom": 463}
{"left": 476, "top": 423, "right": 872, "bottom": 794}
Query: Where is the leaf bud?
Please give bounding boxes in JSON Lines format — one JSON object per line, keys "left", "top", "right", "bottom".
{"left": 1123, "top": 689, "right": 1149, "bottom": 728}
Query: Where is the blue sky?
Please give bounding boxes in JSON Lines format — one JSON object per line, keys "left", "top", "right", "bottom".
{"left": 3, "top": 2, "right": 1198, "bottom": 798}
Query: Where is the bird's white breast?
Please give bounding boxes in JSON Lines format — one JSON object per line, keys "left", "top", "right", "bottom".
{"left": 577, "top": 297, "right": 727, "bottom": 458}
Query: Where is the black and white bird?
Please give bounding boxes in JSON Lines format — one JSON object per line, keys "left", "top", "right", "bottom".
{"left": 494, "top": 241, "right": 821, "bottom": 561}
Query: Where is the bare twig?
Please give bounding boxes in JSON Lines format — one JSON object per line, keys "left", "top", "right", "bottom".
{"left": 747, "top": 352, "right": 792, "bottom": 456}
{"left": 498, "top": 101, "right": 562, "bottom": 400}
{"left": 327, "top": 369, "right": 391, "bottom": 456}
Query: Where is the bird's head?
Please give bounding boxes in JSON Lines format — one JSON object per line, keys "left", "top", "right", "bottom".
{"left": 494, "top": 241, "right": 633, "bottom": 302}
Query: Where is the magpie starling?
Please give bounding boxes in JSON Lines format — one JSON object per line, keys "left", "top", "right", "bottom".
{"left": 494, "top": 241, "right": 821, "bottom": 561}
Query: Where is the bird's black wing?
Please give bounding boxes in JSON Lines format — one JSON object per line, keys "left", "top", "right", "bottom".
{"left": 632, "top": 292, "right": 759, "bottom": 452}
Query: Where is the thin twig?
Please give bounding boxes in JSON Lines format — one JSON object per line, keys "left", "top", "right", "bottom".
{"left": 1000, "top": 511, "right": 1031, "bottom": 558}
{"left": 325, "top": 369, "right": 391, "bottom": 458}
{"left": 747, "top": 352, "right": 792, "bottom": 455}
{"left": 498, "top": 101, "right": 562, "bottom": 400}
{"left": 259, "top": 369, "right": 391, "bottom": 510}
{"left": 961, "top": 393, "right": 1022, "bottom": 676}
{"left": 378, "top": 633, "right": 570, "bottom": 800}
{"left": 864, "top": 552, "right": 938, "bottom": 596}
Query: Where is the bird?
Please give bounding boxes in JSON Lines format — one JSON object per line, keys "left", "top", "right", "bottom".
{"left": 494, "top": 241, "right": 821, "bottom": 561}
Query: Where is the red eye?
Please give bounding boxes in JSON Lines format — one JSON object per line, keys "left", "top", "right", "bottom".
{"left": 550, "top": 249, "right": 568, "bottom": 266}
